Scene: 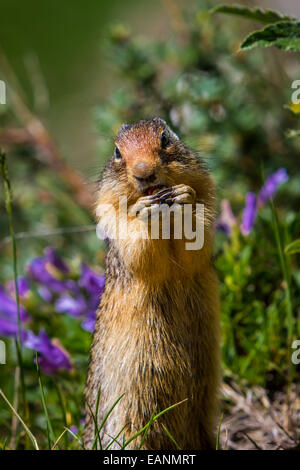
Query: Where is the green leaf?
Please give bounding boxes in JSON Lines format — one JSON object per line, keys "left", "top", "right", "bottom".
{"left": 285, "top": 239, "right": 300, "bottom": 255}
{"left": 211, "top": 4, "right": 295, "bottom": 24}
{"left": 241, "top": 21, "right": 300, "bottom": 52}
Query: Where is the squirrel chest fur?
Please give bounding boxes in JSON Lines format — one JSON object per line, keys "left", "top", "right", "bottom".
{"left": 84, "top": 117, "right": 220, "bottom": 450}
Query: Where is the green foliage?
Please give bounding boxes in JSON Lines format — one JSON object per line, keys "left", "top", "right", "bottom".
{"left": 241, "top": 21, "right": 300, "bottom": 52}
{"left": 212, "top": 4, "right": 294, "bottom": 24}
{"left": 213, "top": 3, "right": 300, "bottom": 52}
{"left": 285, "top": 238, "right": 300, "bottom": 255}
{"left": 94, "top": 4, "right": 300, "bottom": 388}
{"left": 95, "top": 11, "right": 300, "bottom": 206}
{"left": 1, "top": 0, "right": 300, "bottom": 450}
{"left": 216, "top": 216, "right": 298, "bottom": 386}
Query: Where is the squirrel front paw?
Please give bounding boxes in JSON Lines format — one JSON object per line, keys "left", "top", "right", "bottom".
{"left": 128, "top": 194, "right": 162, "bottom": 219}
{"left": 128, "top": 184, "right": 196, "bottom": 220}
{"left": 151, "top": 184, "right": 196, "bottom": 205}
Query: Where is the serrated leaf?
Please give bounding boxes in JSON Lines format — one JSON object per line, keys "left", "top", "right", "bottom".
{"left": 241, "top": 21, "right": 300, "bottom": 52}
{"left": 211, "top": 4, "right": 295, "bottom": 24}
{"left": 285, "top": 239, "right": 300, "bottom": 255}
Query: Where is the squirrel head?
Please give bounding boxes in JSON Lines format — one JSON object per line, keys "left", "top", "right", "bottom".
{"left": 96, "top": 117, "right": 216, "bottom": 245}
{"left": 111, "top": 117, "right": 199, "bottom": 198}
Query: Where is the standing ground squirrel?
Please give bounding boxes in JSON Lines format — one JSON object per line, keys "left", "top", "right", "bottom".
{"left": 84, "top": 117, "right": 220, "bottom": 450}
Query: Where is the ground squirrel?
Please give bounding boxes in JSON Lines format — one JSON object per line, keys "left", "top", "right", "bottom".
{"left": 84, "top": 117, "right": 220, "bottom": 450}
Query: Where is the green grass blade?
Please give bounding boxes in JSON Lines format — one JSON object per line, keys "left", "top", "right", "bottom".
{"left": 92, "top": 393, "right": 125, "bottom": 450}
{"left": 53, "top": 380, "right": 67, "bottom": 426}
{"left": 121, "top": 398, "right": 187, "bottom": 449}
{"left": 1, "top": 437, "right": 8, "bottom": 450}
{"left": 87, "top": 401, "right": 101, "bottom": 450}
{"left": 88, "top": 388, "right": 102, "bottom": 450}
{"left": 270, "top": 201, "right": 294, "bottom": 344}
{"left": 104, "top": 423, "right": 129, "bottom": 450}
{"left": 94, "top": 388, "right": 101, "bottom": 449}
{"left": 161, "top": 424, "right": 181, "bottom": 450}
{"left": 216, "top": 413, "right": 223, "bottom": 450}
{"left": 53, "top": 380, "right": 68, "bottom": 448}
{"left": 138, "top": 409, "right": 156, "bottom": 450}
{"left": 64, "top": 427, "right": 83, "bottom": 447}
{"left": 36, "top": 353, "right": 56, "bottom": 447}
{"left": 285, "top": 238, "right": 300, "bottom": 255}
{"left": 152, "top": 398, "right": 188, "bottom": 421}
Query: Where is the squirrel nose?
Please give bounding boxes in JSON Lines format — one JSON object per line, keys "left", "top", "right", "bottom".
{"left": 133, "top": 162, "right": 156, "bottom": 183}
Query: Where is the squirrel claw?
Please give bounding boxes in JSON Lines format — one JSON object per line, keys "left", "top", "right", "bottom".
{"left": 150, "top": 190, "right": 174, "bottom": 203}
{"left": 152, "top": 187, "right": 174, "bottom": 198}
{"left": 154, "top": 185, "right": 196, "bottom": 205}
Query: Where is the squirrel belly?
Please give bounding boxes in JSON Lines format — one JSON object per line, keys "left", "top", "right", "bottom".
{"left": 84, "top": 118, "right": 220, "bottom": 450}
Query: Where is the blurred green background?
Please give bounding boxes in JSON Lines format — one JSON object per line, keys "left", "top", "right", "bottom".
{"left": 0, "top": 0, "right": 299, "bottom": 450}
{"left": 0, "top": 0, "right": 164, "bottom": 172}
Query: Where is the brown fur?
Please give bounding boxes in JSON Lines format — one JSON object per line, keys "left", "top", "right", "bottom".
{"left": 84, "top": 117, "right": 220, "bottom": 450}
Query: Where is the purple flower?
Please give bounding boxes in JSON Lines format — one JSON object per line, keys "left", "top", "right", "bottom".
{"left": 0, "top": 318, "right": 19, "bottom": 337}
{"left": 44, "top": 247, "right": 69, "bottom": 273}
{"left": 70, "top": 425, "right": 78, "bottom": 435}
{"left": 258, "top": 168, "right": 289, "bottom": 206}
{"left": 240, "top": 192, "right": 257, "bottom": 236}
{"left": 81, "top": 310, "right": 97, "bottom": 333}
{"left": 28, "top": 257, "right": 66, "bottom": 293}
{"left": 79, "top": 263, "right": 105, "bottom": 297}
{"left": 0, "top": 283, "right": 30, "bottom": 338}
{"left": 54, "top": 266, "right": 103, "bottom": 329}
{"left": 27, "top": 247, "right": 72, "bottom": 294}
{"left": 216, "top": 200, "right": 237, "bottom": 235}
{"left": 26, "top": 249, "right": 104, "bottom": 334}
{"left": 8, "top": 277, "right": 30, "bottom": 299}
{"left": 55, "top": 294, "right": 87, "bottom": 317}
{"left": 0, "top": 285, "right": 30, "bottom": 322}
{"left": 38, "top": 286, "right": 53, "bottom": 302}
{"left": 21, "top": 329, "right": 72, "bottom": 375}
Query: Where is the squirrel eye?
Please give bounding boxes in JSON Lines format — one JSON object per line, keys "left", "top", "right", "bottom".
{"left": 161, "top": 131, "right": 169, "bottom": 149}
{"left": 115, "top": 146, "right": 122, "bottom": 161}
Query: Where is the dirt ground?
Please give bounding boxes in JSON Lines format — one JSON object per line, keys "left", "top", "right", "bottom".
{"left": 220, "top": 382, "right": 300, "bottom": 450}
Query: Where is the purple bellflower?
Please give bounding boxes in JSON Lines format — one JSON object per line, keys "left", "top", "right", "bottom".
{"left": 216, "top": 200, "right": 237, "bottom": 235}
{"left": 240, "top": 192, "right": 257, "bottom": 236}
{"left": 258, "top": 168, "right": 289, "bottom": 206}
{"left": 55, "top": 263, "right": 105, "bottom": 332}
{"left": 27, "top": 247, "right": 71, "bottom": 294}
{"left": 21, "top": 329, "right": 72, "bottom": 375}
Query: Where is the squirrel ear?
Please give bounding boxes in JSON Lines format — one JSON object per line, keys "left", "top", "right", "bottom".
{"left": 120, "top": 123, "right": 131, "bottom": 132}
{"left": 152, "top": 116, "right": 166, "bottom": 125}
{"left": 152, "top": 117, "right": 179, "bottom": 141}
{"left": 169, "top": 128, "right": 180, "bottom": 141}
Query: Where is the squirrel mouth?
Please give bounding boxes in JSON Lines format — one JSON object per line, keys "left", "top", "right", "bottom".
{"left": 145, "top": 185, "right": 165, "bottom": 196}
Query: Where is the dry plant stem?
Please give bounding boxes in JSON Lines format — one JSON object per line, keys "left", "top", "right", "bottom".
{"left": 51, "top": 429, "right": 67, "bottom": 450}
{"left": 0, "top": 152, "right": 29, "bottom": 439}
{"left": 0, "top": 389, "right": 39, "bottom": 450}
{"left": 0, "top": 225, "right": 97, "bottom": 247}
